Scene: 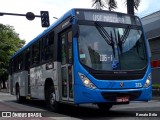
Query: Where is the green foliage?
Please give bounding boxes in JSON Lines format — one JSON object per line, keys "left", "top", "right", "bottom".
{"left": 0, "top": 24, "right": 25, "bottom": 81}
{"left": 92, "top": 0, "right": 117, "bottom": 10}
{"left": 92, "top": 0, "right": 141, "bottom": 15}
{"left": 152, "top": 84, "right": 160, "bottom": 89}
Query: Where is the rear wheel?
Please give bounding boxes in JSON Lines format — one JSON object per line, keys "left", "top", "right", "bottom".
{"left": 97, "top": 103, "right": 112, "bottom": 111}
{"left": 46, "top": 86, "right": 60, "bottom": 112}
{"left": 15, "top": 85, "right": 26, "bottom": 103}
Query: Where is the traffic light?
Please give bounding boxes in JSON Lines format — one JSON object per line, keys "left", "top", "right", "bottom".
{"left": 40, "top": 11, "right": 50, "bottom": 27}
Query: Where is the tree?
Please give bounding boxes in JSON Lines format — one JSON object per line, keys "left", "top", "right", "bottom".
{"left": 92, "top": 0, "right": 117, "bottom": 11}
{"left": 92, "top": 0, "right": 141, "bottom": 15}
{"left": 0, "top": 24, "right": 25, "bottom": 89}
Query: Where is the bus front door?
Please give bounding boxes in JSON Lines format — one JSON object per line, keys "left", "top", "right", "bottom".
{"left": 60, "top": 30, "right": 73, "bottom": 102}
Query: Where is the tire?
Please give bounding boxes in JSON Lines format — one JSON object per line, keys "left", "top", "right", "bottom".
{"left": 16, "top": 85, "right": 26, "bottom": 103}
{"left": 46, "top": 86, "right": 60, "bottom": 112}
{"left": 97, "top": 103, "right": 112, "bottom": 111}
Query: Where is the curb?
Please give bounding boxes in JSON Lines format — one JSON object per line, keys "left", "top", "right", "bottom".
{"left": 152, "top": 96, "right": 160, "bottom": 100}
{"left": 152, "top": 89, "right": 160, "bottom": 97}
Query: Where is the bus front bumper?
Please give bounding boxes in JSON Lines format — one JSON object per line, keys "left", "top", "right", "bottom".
{"left": 74, "top": 85, "right": 152, "bottom": 104}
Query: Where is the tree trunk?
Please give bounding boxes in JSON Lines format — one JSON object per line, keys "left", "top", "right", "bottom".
{"left": 0, "top": 75, "right": 7, "bottom": 89}
{"left": 2, "top": 80, "right": 7, "bottom": 89}
{"left": 127, "top": 0, "right": 134, "bottom": 15}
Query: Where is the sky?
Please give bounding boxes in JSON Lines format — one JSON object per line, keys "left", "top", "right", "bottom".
{"left": 0, "top": 0, "right": 160, "bottom": 44}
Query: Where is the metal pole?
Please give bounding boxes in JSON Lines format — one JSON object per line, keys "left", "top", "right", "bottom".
{"left": 0, "top": 12, "right": 41, "bottom": 17}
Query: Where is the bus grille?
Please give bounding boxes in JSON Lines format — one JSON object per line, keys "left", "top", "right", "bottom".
{"left": 92, "top": 73, "right": 144, "bottom": 80}
{"left": 101, "top": 91, "right": 142, "bottom": 101}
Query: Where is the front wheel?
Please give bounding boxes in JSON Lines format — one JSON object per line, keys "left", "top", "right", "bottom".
{"left": 97, "top": 103, "right": 112, "bottom": 111}
{"left": 46, "top": 86, "right": 60, "bottom": 112}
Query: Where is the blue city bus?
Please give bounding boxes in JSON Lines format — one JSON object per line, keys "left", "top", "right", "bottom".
{"left": 9, "top": 8, "right": 152, "bottom": 112}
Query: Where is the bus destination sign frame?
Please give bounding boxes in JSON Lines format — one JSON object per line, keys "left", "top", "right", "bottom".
{"left": 76, "top": 10, "right": 140, "bottom": 25}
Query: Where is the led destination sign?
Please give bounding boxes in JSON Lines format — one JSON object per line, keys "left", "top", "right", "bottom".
{"left": 92, "top": 13, "right": 125, "bottom": 23}
{"left": 76, "top": 10, "right": 140, "bottom": 25}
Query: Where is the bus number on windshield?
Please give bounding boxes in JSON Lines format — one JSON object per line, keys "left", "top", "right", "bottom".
{"left": 100, "top": 54, "right": 113, "bottom": 62}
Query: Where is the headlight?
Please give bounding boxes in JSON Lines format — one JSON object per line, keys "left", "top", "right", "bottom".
{"left": 78, "top": 72, "right": 97, "bottom": 89}
{"left": 144, "top": 73, "right": 151, "bottom": 88}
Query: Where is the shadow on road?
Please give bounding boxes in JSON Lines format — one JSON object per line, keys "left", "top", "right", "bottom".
{"left": 58, "top": 105, "right": 135, "bottom": 119}
{"left": 13, "top": 99, "right": 135, "bottom": 119}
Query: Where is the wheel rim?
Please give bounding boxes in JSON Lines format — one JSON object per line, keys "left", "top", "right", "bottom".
{"left": 16, "top": 88, "right": 20, "bottom": 101}
{"left": 50, "top": 92, "right": 56, "bottom": 106}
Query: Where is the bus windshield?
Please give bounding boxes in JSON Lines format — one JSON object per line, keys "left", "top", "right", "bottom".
{"left": 78, "top": 24, "right": 147, "bottom": 71}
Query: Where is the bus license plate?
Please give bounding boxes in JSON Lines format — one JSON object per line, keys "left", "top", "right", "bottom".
{"left": 116, "top": 97, "right": 129, "bottom": 103}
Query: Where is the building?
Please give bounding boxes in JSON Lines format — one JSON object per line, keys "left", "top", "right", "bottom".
{"left": 141, "top": 10, "right": 160, "bottom": 84}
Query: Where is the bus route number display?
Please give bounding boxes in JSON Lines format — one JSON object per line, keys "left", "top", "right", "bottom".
{"left": 92, "top": 14, "right": 125, "bottom": 23}
{"left": 83, "top": 11, "right": 125, "bottom": 24}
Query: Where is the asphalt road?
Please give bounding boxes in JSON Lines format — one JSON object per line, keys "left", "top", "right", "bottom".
{"left": 0, "top": 91, "right": 160, "bottom": 120}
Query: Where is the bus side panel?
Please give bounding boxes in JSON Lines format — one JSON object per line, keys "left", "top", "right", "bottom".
{"left": 43, "top": 62, "right": 59, "bottom": 100}
{"left": 30, "top": 66, "right": 44, "bottom": 99}
{"left": 11, "top": 71, "right": 28, "bottom": 96}
{"left": 30, "top": 63, "right": 56, "bottom": 100}
{"left": 53, "top": 62, "right": 61, "bottom": 102}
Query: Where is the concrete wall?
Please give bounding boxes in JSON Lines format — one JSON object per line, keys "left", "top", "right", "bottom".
{"left": 141, "top": 11, "right": 160, "bottom": 85}
{"left": 149, "top": 38, "right": 160, "bottom": 61}
{"left": 152, "top": 68, "right": 160, "bottom": 84}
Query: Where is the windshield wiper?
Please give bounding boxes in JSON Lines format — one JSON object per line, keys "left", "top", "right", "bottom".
{"left": 117, "top": 25, "right": 131, "bottom": 54}
{"left": 95, "top": 22, "right": 115, "bottom": 57}
{"left": 117, "top": 32, "right": 123, "bottom": 54}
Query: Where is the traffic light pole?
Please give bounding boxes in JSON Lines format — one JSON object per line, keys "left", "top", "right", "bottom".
{"left": 0, "top": 11, "right": 50, "bottom": 27}
{"left": 0, "top": 12, "right": 41, "bottom": 17}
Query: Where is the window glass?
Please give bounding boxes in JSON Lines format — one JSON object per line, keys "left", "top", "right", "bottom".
{"left": 18, "top": 54, "right": 23, "bottom": 70}
{"left": 68, "top": 31, "right": 72, "bottom": 63}
{"left": 32, "top": 42, "right": 40, "bottom": 65}
{"left": 42, "top": 32, "right": 54, "bottom": 61}
{"left": 25, "top": 48, "right": 30, "bottom": 70}
{"left": 61, "top": 34, "right": 67, "bottom": 64}
{"left": 78, "top": 25, "right": 147, "bottom": 70}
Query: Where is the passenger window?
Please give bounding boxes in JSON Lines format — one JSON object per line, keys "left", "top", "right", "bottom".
{"left": 68, "top": 31, "right": 72, "bottom": 63}
{"left": 25, "top": 48, "right": 30, "bottom": 70}
{"left": 32, "top": 42, "right": 40, "bottom": 65}
{"left": 60, "top": 30, "right": 73, "bottom": 64}
{"left": 42, "top": 32, "right": 54, "bottom": 61}
{"left": 61, "top": 34, "right": 67, "bottom": 65}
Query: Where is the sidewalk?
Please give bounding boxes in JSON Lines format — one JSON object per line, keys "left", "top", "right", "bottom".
{"left": 0, "top": 88, "right": 9, "bottom": 93}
